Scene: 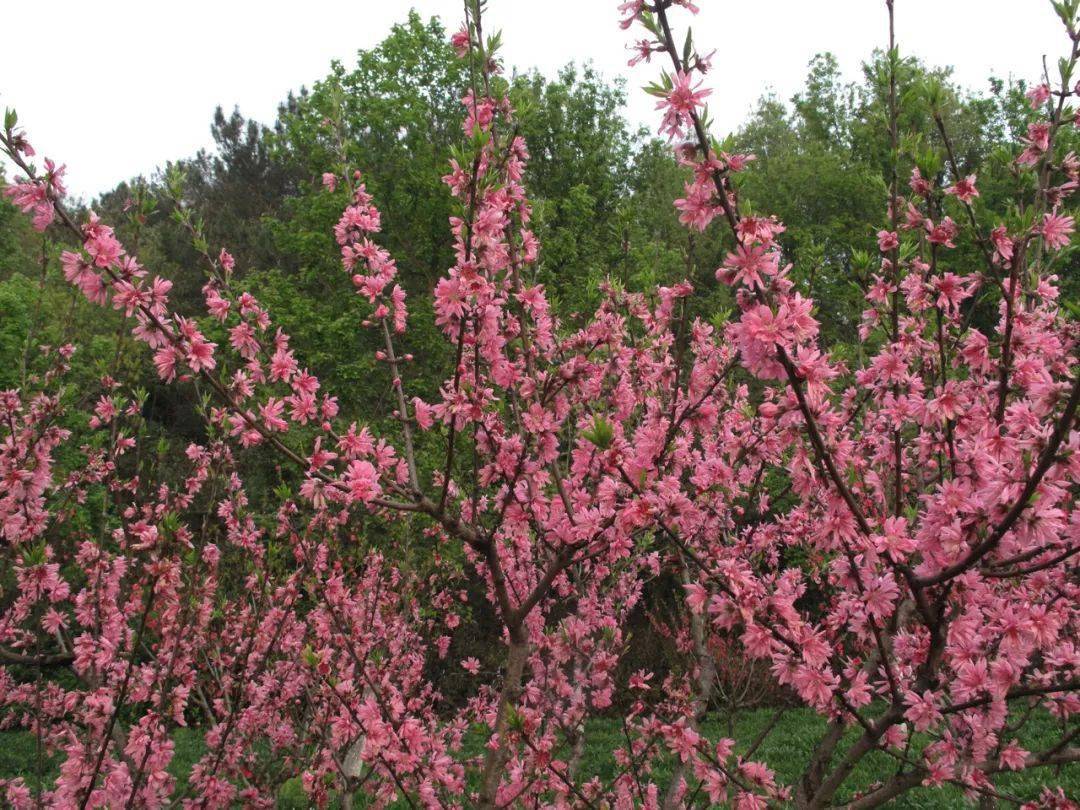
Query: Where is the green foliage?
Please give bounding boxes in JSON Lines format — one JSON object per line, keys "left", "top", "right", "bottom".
{"left": 511, "top": 65, "right": 638, "bottom": 312}
{"left": 735, "top": 92, "right": 886, "bottom": 343}
{"left": 0, "top": 191, "right": 37, "bottom": 279}
{"left": 729, "top": 49, "right": 1080, "bottom": 345}
{"left": 0, "top": 272, "right": 34, "bottom": 388}
{"left": 582, "top": 415, "right": 615, "bottom": 450}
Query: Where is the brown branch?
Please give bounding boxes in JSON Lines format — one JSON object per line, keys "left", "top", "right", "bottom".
{"left": 0, "top": 646, "right": 74, "bottom": 667}
{"left": 940, "top": 679, "right": 1079, "bottom": 716}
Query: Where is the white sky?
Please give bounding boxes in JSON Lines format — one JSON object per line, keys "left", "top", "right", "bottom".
{"left": 1, "top": 1, "right": 1068, "bottom": 200}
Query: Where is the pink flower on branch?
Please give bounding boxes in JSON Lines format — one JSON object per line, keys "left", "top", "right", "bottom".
{"left": 944, "top": 174, "right": 979, "bottom": 203}
{"left": 1041, "top": 211, "right": 1075, "bottom": 249}
{"left": 655, "top": 70, "right": 710, "bottom": 139}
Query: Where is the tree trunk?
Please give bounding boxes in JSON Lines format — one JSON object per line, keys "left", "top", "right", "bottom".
{"left": 339, "top": 686, "right": 372, "bottom": 810}
{"left": 662, "top": 581, "right": 717, "bottom": 810}
{"left": 566, "top": 659, "right": 588, "bottom": 781}
{"left": 478, "top": 636, "right": 529, "bottom": 808}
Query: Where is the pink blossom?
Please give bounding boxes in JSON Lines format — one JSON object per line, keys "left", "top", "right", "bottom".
{"left": 991, "top": 225, "right": 1015, "bottom": 264}
{"left": 1041, "top": 211, "right": 1075, "bottom": 250}
{"left": 718, "top": 243, "right": 780, "bottom": 289}
{"left": 343, "top": 459, "right": 380, "bottom": 504}
{"left": 909, "top": 167, "right": 933, "bottom": 196}
{"left": 219, "top": 248, "right": 236, "bottom": 271}
{"left": 674, "top": 178, "right": 716, "bottom": 231}
{"left": 450, "top": 26, "right": 471, "bottom": 58}
{"left": 1018, "top": 122, "right": 1051, "bottom": 166}
{"left": 944, "top": 174, "right": 979, "bottom": 203}
{"left": 628, "top": 39, "right": 654, "bottom": 67}
{"left": 926, "top": 217, "right": 958, "bottom": 248}
{"left": 656, "top": 70, "right": 710, "bottom": 139}
{"left": 186, "top": 337, "right": 217, "bottom": 373}
{"left": 876, "top": 230, "right": 899, "bottom": 252}
{"left": 999, "top": 741, "right": 1029, "bottom": 771}
{"left": 1026, "top": 83, "right": 1051, "bottom": 109}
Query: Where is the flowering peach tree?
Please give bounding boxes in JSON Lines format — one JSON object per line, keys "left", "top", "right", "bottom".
{"left": 1, "top": 0, "right": 1079, "bottom": 807}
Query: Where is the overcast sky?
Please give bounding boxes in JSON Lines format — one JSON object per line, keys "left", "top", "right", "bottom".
{"left": 0, "top": 1, "right": 1068, "bottom": 200}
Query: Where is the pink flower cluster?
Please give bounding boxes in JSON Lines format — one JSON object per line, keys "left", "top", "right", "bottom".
{"left": 0, "top": 0, "right": 1078, "bottom": 806}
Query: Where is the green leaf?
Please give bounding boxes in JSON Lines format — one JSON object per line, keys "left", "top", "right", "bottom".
{"left": 850, "top": 249, "right": 874, "bottom": 275}
{"left": 505, "top": 703, "right": 525, "bottom": 732}
{"left": 639, "top": 10, "right": 659, "bottom": 35}
{"left": 161, "top": 512, "right": 181, "bottom": 537}
{"left": 1062, "top": 297, "right": 1080, "bottom": 320}
{"left": 710, "top": 307, "right": 732, "bottom": 331}
{"left": 22, "top": 540, "right": 47, "bottom": 567}
{"left": 582, "top": 415, "right": 614, "bottom": 450}
{"left": 1059, "top": 56, "right": 1074, "bottom": 85}
{"left": 922, "top": 77, "right": 945, "bottom": 113}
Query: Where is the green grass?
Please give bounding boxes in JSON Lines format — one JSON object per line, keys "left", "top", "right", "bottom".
{"left": 1, "top": 708, "right": 1075, "bottom": 806}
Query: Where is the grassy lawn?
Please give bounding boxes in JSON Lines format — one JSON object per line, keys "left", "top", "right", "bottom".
{"left": 1, "top": 708, "right": 1075, "bottom": 806}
